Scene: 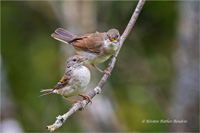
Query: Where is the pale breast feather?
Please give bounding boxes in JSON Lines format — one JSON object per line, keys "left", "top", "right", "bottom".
{"left": 71, "top": 66, "right": 90, "bottom": 90}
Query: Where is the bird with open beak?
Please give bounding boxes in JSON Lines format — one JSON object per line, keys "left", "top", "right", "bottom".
{"left": 51, "top": 28, "right": 120, "bottom": 74}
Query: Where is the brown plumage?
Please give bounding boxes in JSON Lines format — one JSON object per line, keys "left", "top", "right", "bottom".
{"left": 51, "top": 28, "right": 120, "bottom": 74}
{"left": 40, "top": 55, "right": 91, "bottom": 99}
{"left": 40, "top": 68, "right": 72, "bottom": 96}
{"left": 52, "top": 29, "right": 105, "bottom": 53}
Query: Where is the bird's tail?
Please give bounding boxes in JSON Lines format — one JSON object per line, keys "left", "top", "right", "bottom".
{"left": 40, "top": 89, "right": 54, "bottom": 97}
{"left": 51, "top": 28, "right": 77, "bottom": 44}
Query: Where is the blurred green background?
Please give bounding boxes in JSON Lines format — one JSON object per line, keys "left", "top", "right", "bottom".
{"left": 1, "top": 1, "right": 199, "bottom": 132}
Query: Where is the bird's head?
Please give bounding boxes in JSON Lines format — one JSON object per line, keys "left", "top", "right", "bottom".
{"left": 66, "top": 55, "right": 88, "bottom": 68}
{"left": 107, "top": 29, "right": 120, "bottom": 43}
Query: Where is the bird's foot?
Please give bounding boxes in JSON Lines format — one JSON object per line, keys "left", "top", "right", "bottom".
{"left": 103, "top": 68, "right": 111, "bottom": 76}
{"left": 79, "top": 94, "right": 92, "bottom": 105}
{"left": 72, "top": 101, "right": 84, "bottom": 110}
{"left": 92, "top": 64, "right": 104, "bottom": 74}
{"left": 92, "top": 64, "right": 111, "bottom": 76}
{"left": 63, "top": 97, "right": 84, "bottom": 110}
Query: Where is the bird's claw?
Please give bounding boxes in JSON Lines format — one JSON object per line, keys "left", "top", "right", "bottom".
{"left": 72, "top": 101, "right": 84, "bottom": 110}
{"left": 79, "top": 94, "right": 92, "bottom": 105}
{"left": 63, "top": 97, "right": 84, "bottom": 110}
{"left": 84, "top": 96, "right": 92, "bottom": 105}
{"left": 103, "top": 69, "right": 111, "bottom": 76}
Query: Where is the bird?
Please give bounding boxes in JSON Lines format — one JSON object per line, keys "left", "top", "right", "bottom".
{"left": 51, "top": 28, "right": 120, "bottom": 74}
{"left": 40, "top": 55, "right": 91, "bottom": 104}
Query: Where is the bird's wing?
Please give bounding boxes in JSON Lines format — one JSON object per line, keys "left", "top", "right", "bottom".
{"left": 69, "top": 32, "right": 105, "bottom": 53}
{"left": 51, "top": 28, "right": 77, "bottom": 43}
{"left": 53, "top": 69, "right": 72, "bottom": 90}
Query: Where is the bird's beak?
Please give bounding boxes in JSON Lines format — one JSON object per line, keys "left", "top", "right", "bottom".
{"left": 110, "top": 38, "right": 115, "bottom": 42}
{"left": 80, "top": 57, "right": 88, "bottom": 62}
{"left": 108, "top": 36, "right": 116, "bottom": 42}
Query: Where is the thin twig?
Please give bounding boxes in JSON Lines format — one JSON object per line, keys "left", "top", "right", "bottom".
{"left": 46, "top": 0, "right": 146, "bottom": 132}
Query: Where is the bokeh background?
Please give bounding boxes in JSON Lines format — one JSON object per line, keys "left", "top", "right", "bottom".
{"left": 1, "top": 1, "right": 199, "bottom": 132}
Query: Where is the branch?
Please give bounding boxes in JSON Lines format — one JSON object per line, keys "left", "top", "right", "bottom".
{"left": 46, "top": 0, "right": 146, "bottom": 132}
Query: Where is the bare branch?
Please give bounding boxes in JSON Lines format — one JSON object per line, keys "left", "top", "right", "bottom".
{"left": 46, "top": 0, "right": 146, "bottom": 132}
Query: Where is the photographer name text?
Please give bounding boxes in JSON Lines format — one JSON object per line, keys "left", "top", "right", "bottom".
{"left": 142, "top": 119, "right": 187, "bottom": 124}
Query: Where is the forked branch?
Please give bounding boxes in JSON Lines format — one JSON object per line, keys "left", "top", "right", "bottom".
{"left": 46, "top": 0, "right": 146, "bottom": 132}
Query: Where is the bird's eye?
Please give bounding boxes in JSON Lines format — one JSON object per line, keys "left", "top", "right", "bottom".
{"left": 116, "top": 35, "right": 118, "bottom": 38}
{"left": 73, "top": 59, "right": 76, "bottom": 62}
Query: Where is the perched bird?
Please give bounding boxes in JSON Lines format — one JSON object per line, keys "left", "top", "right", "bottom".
{"left": 40, "top": 55, "right": 91, "bottom": 104}
{"left": 51, "top": 28, "right": 120, "bottom": 74}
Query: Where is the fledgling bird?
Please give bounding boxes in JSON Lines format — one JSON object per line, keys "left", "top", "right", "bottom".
{"left": 51, "top": 28, "right": 120, "bottom": 74}
{"left": 40, "top": 55, "right": 91, "bottom": 104}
